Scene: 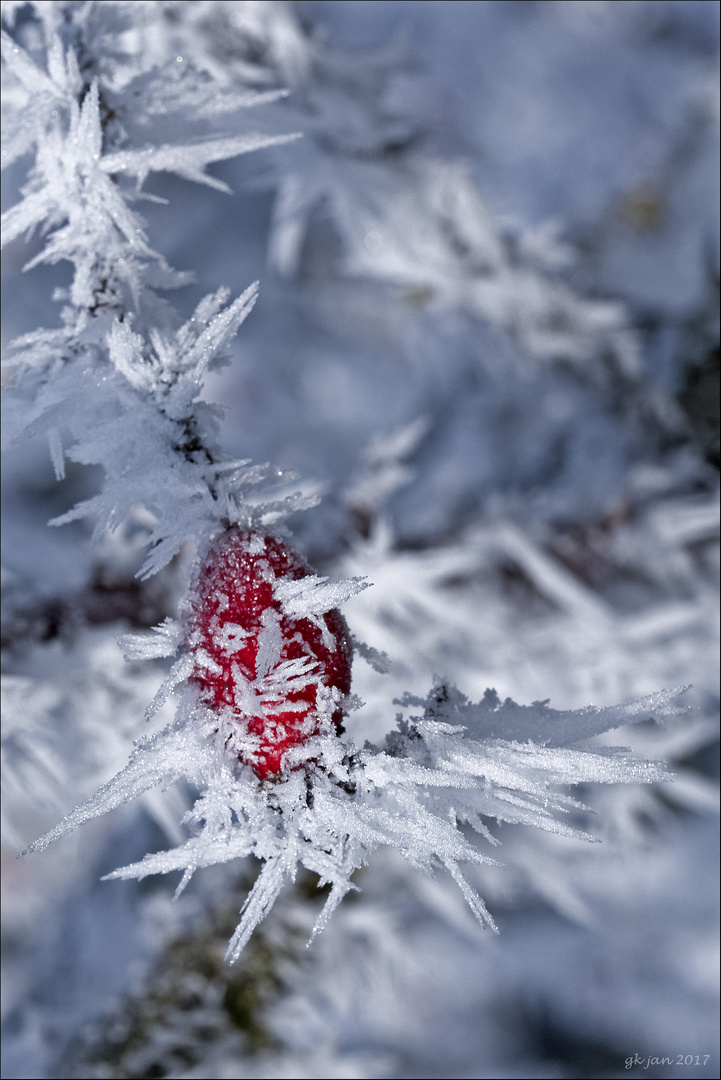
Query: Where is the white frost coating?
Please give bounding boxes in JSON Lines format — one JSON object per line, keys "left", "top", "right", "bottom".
{"left": 255, "top": 610, "right": 283, "bottom": 679}
{"left": 401, "top": 681, "right": 693, "bottom": 748}
{"left": 119, "top": 619, "right": 183, "bottom": 661}
{"left": 274, "top": 574, "right": 370, "bottom": 618}
{"left": 100, "top": 133, "right": 301, "bottom": 191}
{"left": 24, "top": 680, "right": 676, "bottom": 959}
{"left": 194, "top": 648, "right": 223, "bottom": 676}
{"left": 230, "top": 661, "right": 258, "bottom": 716}
{"left": 225, "top": 851, "right": 297, "bottom": 963}
{"left": 218, "top": 623, "right": 251, "bottom": 655}
{"left": 144, "top": 655, "right": 194, "bottom": 721}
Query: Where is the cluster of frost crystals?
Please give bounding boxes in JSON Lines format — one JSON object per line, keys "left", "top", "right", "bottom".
{"left": 1, "top": 0, "right": 305, "bottom": 574}
{"left": 25, "top": 661, "right": 678, "bottom": 959}
{"left": 154, "top": 0, "right": 642, "bottom": 383}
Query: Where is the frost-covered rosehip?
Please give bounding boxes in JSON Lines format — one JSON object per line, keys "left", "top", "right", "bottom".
{"left": 187, "top": 530, "right": 352, "bottom": 779}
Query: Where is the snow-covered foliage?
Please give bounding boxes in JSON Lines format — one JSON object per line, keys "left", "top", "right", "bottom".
{"left": 2, "top": 2, "right": 718, "bottom": 1078}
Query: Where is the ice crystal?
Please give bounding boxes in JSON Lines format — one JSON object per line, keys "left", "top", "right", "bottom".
{"left": 25, "top": 673, "right": 676, "bottom": 960}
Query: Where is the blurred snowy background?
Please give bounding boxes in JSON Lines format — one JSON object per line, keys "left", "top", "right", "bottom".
{"left": 1, "top": 2, "right": 719, "bottom": 1078}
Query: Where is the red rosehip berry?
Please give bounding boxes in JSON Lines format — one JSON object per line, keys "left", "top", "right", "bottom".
{"left": 187, "top": 529, "right": 352, "bottom": 779}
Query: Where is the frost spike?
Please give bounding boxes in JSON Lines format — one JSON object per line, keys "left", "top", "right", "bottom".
{"left": 225, "top": 853, "right": 296, "bottom": 964}
{"left": 100, "top": 133, "right": 302, "bottom": 191}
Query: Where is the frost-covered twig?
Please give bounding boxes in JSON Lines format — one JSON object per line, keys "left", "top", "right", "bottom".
{"left": 1, "top": 1, "right": 305, "bottom": 569}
